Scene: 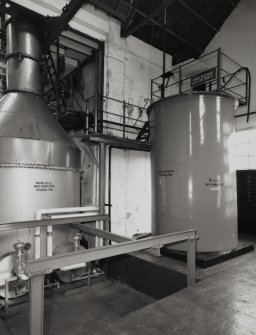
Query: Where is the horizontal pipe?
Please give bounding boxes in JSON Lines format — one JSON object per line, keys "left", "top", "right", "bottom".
{"left": 36, "top": 206, "right": 99, "bottom": 218}
{"left": 34, "top": 206, "right": 99, "bottom": 259}
{"left": 59, "top": 262, "right": 86, "bottom": 271}
{"left": 50, "top": 212, "right": 98, "bottom": 219}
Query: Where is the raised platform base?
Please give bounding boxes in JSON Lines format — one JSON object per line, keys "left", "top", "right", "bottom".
{"left": 161, "top": 242, "right": 254, "bottom": 268}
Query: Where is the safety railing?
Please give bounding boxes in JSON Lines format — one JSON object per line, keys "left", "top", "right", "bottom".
{"left": 151, "top": 48, "right": 250, "bottom": 111}
{"left": 0, "top": 216, "right": 197, "bottom": 335}
{"left": 83, "top": 95, "right": 149, "bottom": 141}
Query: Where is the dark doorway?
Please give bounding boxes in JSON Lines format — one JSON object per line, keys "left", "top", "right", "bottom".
{"left": 237, "top": 170, "right": 256, "bottom": 234}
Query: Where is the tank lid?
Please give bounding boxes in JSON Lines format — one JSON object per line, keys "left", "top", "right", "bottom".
{"left": 147, "top": 91, "right": 236, "bottom": 114}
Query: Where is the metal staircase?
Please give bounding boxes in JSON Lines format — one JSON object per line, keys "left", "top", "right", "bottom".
{"left": 43, "top": 52, "right": 67, "bottom": 117}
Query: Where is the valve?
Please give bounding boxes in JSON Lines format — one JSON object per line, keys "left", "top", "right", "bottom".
{"left": 13, "top": 242, "right": 29, "bottom": 281}
{"left": 72, "top": 233, "right": 82, "bottom": 252}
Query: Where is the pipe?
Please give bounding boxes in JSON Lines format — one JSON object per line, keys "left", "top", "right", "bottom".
{"left": 34, "top": 206, "right": 99, "bottom": 259}
{"left": 98, "top": 143, "right": 106, "bottom": 247}
{"left": 59, "top": 263, "right": 86, "bottom": 271}
{"left": 34, "top": 226, "right": 41, "bottom": 259}
{"left": 50, "top": 212, "right": 98, "bottom": 219}
{"left": 47, "top": 225, "right": 53, "bottom": 257}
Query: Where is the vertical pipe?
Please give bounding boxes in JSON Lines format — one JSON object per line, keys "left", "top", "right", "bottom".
{"left": 99, "top": 143, "right": 106, "bottom": 215}
{"left": 216, "top": 47, "right": 221, "bottom": 92}
{"left": 161, "top": 0, "right": 167, "bottom": 99}
{"left": 123, "top": 100, "right": 126, "bottom": 139}
{"left": 29, "top": 275, "right": 44, "bottom": 335}
{"left": 98, "top": 143, "right": 107, "bottom": 245}
{"left": 85, "top": 101, "right": 89, "bottom": 135}
{"left": 46, "top": 225, "right": 53, "bottom": 257}
{"left": 108, "top": 146, "right": 112, "bottom": 235}
{"left": 56, "top": 38, "right": 60, "bottom": 118}
{"left": 187, "top": 237, "right": 196, "bottom": 286}
{"left": 34, "top": 227, "right": 41, "bottom": 259}
{"left": 96, "top": 46, "right": 104, "bottom": 133}
{"left": 94, "top": 48, "right": 104, "bottom": 134}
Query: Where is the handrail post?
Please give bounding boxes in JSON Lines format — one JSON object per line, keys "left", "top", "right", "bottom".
{"left": 187, "top": 235, "right": 196, "bottom": 286}
{"left": 94, "top": 93, "right": 98, "bottom": 133}
{"left": 123, "top": 100, "right": 126, "bottom": 138}
{"left": 178, "top": 66, "right": 182, "bottom": 93}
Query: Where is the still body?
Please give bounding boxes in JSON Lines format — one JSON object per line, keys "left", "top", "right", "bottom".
{"left": 0, "top": 166, "right": 80, "bottom": 256}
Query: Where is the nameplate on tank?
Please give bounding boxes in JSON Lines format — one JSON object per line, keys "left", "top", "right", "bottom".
{"left": 205, "top": 177, "right": 223, "bottom": 190}
{"left": 33, "top": 181, "right": 55, "bottom": 192}
{"left": 191, "top": 67, "right": 216, "bottom": 87}
{"left": 158, "top": 170, "right": 174, "bottom": 177}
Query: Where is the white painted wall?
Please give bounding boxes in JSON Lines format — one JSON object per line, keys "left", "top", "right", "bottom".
{"left": 111, "top": 149, "right": 151, "bottom": 236}
{"left": 103, "top": 18, "right": 172, "bottom": 139}
{"left": 102, "top": 18, "right": 170, "bottom": 236}
{"left": 206, "top": 0, "right": 256, "bottom": 170}
{"left": 14, "top": 0, "right": 170, "bottom": 235}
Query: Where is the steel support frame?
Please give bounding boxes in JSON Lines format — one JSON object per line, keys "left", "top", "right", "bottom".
{"left": 44, "top": 0, "right": 88, "bottom": 50}
{"left": 89, "top": 0, "right": 202, "bottom": 54}
{"left": 122, "top": 0, "right": 176, "bottom": 38}
{"left": 177, "top": 0, "right": 217, "bottom": 32}
{"left": 82, "top": 134, "right": 151, "bottom": 151}
{"left": 0, "top": 214, "right": 109, "bottom": 231}
{"left": 121, "top": 0, "right": 141, "bottom": 37}
{"left": 26, "top": 228, "right": 197, "bottom": 335}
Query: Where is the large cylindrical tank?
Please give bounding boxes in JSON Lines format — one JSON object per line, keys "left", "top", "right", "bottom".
{"left": 0, "top": 16, "right": 81, "bottom": 257}
{"left": 149, "top": 92, "right": 237, "bottom": 252}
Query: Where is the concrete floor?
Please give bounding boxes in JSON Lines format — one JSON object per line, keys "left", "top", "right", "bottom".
{"left": 1, "top": 241, "right": 256, "bottom": 334}
{"left": 101, "top": 249, "right": 256, "bottom": 335}
{"left": 1, "top": 278, "right": 155, "bottom": 335}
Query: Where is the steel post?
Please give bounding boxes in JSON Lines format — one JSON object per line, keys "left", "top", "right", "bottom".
{"left": 216, "top": 47, "right": 221, "bottom": 91}
{"left": 161, "top": 0, "right": 167, "bottom": 99}
{"left": 94, "top": 93, "right": 98, "bottom": 133}
{"left": 29, "top": 274, "right": 44, "bottom": 335}
{"left": 178, "top": 66, "right": 182, "bottom": 93}
{"left": 187, "top": 237, "right": 196, "bottom": 286}
{"left": 123, "top": 100, "right": 126, "bottom": 138}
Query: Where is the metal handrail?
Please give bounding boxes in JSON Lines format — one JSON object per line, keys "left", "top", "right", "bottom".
{"left": 0, "top": 213, "right": 197, "bottom": 335}
{"left": 151, "top": 48, "right": 249, "bottom": 110}
{"left": 26, "top": 224, "right": 197, "bottom": 335}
